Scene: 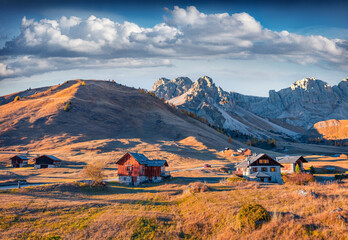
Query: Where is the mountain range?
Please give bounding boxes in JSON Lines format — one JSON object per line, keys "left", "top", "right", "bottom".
{"left": 152, "top": 76, "right": 348, "bottom": 140}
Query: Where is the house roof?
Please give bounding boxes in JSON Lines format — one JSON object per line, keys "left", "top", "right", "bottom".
{"left": 35, "top": 155, "right": 62, "bottom": 161}
{"left": 235, "top": 154, "right": 266, "bottom": 168}
{"left": 146, "top": 160, "right": 168, "bottom": 167}
{"left": 249, "top": 172, "right": 271, "bottom": 178}
{"left": 11, "top": 155, "right": 29, "bottom": 160}
{"left": 128, "top": 152, "right": 150, "bottom": 165}
{"left": 117, "top": 152, "right": 168, "bottom": 167}
{"left": 276, "top": 156, "right": 308, "bottom": 164}
{"left": 235, "top": 153, "right": 282, "bottom": 168}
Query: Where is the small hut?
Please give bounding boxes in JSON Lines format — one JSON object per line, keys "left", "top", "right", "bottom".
{"left": 116, "top": 152, "right": 169, "bottom": 186}
{"left": 10, "top": 155, "right": 29, "bottom": 168}
{"left": 276, "top": 156, "right": 308, "bottom": 174}
{"left": 34, "top": 155, "right": 62, "bottom": 169}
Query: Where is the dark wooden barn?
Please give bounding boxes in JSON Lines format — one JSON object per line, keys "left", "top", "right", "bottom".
{"left": 116, "top": 152, "right": 169, "bottom": 185}
{"left": 34, "top": 155, "right": 62, "bottom": 169}
{"left": 10, "top": 155, "right": 29, "bottom": 168}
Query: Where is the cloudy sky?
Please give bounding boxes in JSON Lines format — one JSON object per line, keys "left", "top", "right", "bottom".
{"left": 0, "top": 0, "right": 347, "bottom": 96}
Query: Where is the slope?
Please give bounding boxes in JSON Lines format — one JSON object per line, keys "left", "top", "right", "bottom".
{"left": 0, "top": 79, "right": 247, "bottom": 153}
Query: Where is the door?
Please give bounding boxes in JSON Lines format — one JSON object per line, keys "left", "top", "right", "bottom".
{"left": 132, "top": 177, "right": 137, "bottom": 185}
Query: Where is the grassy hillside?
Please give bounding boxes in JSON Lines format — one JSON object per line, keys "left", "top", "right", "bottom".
{"left": 0, "top": 79, "right": 244, "bottom": 150}
{"left": 314, "top": 119, "right": 348, "bottom": 140}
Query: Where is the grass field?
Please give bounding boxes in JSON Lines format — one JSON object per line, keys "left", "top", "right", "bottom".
{"left": 0, "top": 178, "right": 347, "bottom": 239}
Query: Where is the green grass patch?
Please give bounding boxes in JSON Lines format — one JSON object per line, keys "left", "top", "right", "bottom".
{"left": 131, "top": 217, "right": 159, "bottom": 240}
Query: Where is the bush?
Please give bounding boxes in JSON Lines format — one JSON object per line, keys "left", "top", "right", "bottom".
{"left": 81, "top": 162, "right": 106, "bottom": 185}
{"left": 14, "top": 96, "right": 20, "bottom": 102}
{"left": 237, "top": 203, "right": 271, "bottom": 231}
{"left": 334, "top": 174, "right": 348, "bottom": 180}
{"left": 184, "top": 182, "right": 209, "bottom": 194}
{"left": 81, "top": 81, "right": 85, "bottom": 86}
{"left": 282, "top": 173, "right": 315, "bottom": 185}
{"left": 226, "top": 177, "right": 246, "bottom": 183}
{"left": 295, "top": 164, "right": 301, "bottom": 173}
{"left": 64, "top": 101, "right": 71, "bottom": 112}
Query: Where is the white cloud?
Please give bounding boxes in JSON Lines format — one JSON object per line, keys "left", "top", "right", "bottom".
{"left": 1, "top": 6, "right": 347, "bottom": 79}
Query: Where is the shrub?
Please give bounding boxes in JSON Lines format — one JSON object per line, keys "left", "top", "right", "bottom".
{"left": 334, "top": 174, "right": 348, "bottom": 180}
{"left": 226, "top": 177, "right": 246, "bottom": 183}
{"left": 309, "top": 165, "right": 315, "bottom": 174}
{"left": 282, "top": 173, "right": 315, "bottom": 185}
{"left": 64, "top": 101, "right": 71, "bottom": 112}
{"left": 237, "top": 203, "right": 271, "bottom": 231}
{"left": 81, "top": 162, "right": 106, "bottom": 185}
{"left": 131, "top": 217, "right": 158, "bottom": 240}
{"left": 184, "top": 182, "right": 209, "bottom": 194}
{"left": 295, "top": 164, "right": 301, "bottom": 173}
{"left": 81, "top": 81, "right": 85, "bottom": 86}
{"left": 14, "top": 96, "right": 20, "bottom": 102}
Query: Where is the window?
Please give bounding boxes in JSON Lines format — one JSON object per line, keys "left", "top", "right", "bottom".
{"left": 270, "top": 167, "right": 276, "bottom": 172}
{"left": 259, "top": 159, "right": 269, "bottom": 164}
{"left": 252, "top": 168, "right": 257, "bottom": 172}
{"left": 261, "top": 167, "right": 267, "bottom": 172}
{"left": 127, "top": 166, "right": 132, "bottom": 172}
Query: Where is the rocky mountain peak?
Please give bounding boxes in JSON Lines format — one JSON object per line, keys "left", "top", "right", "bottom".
{"left": 290, "top": 77, "right": 330, "bottom": 91}
{"left": 151, "top": 77, "right": 170, "bottom": 92}
{"left": 151, "top": 77, "right": 193, "bottom": 100}
{"left": 193, "top": 76, "right": 216, "bottom": 90}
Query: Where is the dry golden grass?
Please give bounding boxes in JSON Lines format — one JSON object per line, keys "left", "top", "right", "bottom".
{"left": 0, "top": 179, "right": 347, "bottom": 239}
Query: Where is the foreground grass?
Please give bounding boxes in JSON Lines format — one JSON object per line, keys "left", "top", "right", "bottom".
{"left": 0, "top": 180, "right": 347, "bottom": 239}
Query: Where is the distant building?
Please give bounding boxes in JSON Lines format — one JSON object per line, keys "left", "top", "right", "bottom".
{"left": 236, "top": 148, "right": 251, "bottom": 156}
{"left": 276, "top": 156, "right": 308, "bottom": 174}
{"left": 10, "top": 155, "right": 29, "bottom": 168}
{"left": 34, "top": 155, "right": 62, "bottom": 169}
{"left": 235, "top": 153, "right": 283, "bottom": 184}
{"left": 116, "top": 152, "right": 170, "bottom": 186}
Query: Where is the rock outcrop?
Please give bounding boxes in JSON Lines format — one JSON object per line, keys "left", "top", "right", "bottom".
{"left": 151, "top": 77, "right": 193, "bottom": 100}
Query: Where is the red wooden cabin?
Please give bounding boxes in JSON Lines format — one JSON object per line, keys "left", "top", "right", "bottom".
{"left": 116, "top": 152, "right": 169, "bottom": 186}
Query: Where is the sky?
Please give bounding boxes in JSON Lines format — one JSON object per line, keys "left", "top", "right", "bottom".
{"left": 0, "top": 0, "right": 347, "bottom": 96}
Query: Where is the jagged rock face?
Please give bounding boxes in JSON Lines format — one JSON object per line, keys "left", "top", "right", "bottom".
{"left": 151, "top": 77, "right": 193, "bottom": 100}
{"left": 152, "top": 76, "right": 348, "bottom": 138}
{"left": 252, "top": 78, "right": 348, "bottom": 128}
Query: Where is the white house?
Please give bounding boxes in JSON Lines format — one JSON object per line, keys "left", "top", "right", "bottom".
{"left": 235, "top": 153, "right": 283, "bottom": 184}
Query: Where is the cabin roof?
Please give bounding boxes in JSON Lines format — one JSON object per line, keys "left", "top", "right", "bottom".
{"left": 117, "top": 152, "right": 168, "bottom": 167}
{"left": 276, "top": 156, "right": 308, "bottom": 164}
{"left": 11, "top": 155, "right": 29, "bottom": 160}
{"left": 34, "top": 155, "right": 62, "bottom": 161}
{"left": 128, "top": 152, "right": 151, "bottom": 164}
{"left": 235, "top": 153, "right": 282, "bottom": 168}
{"left": 146, "top": 160, "right": 168, "bottom": 167}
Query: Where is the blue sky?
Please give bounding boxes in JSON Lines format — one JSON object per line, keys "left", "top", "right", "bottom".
{"left": 0, "top": 0, "right": 347, "bottom": 96}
